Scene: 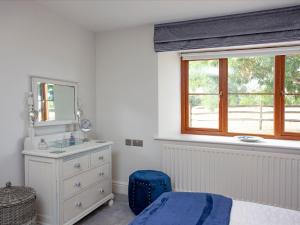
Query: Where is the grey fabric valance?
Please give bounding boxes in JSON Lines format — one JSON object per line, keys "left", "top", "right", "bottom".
{"left": 154, "top": 5, "right": 300, "bottom": 52}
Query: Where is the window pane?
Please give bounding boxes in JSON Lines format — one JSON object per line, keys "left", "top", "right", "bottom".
{"left": 284, "top": 95, "right": 300, "bottom": 133}
{"left": 188, "top": 60, "right": 219, "bottom": 94}
{"left": 285, "top": 54, "right": 300, "bottom": 94}
{"left": 228, "top": 55, "right": 274, "bottom": 135}
{"left": 228, "top": 94, "right": 274, "bottom": 134}
{"left": 48, "top": 101, "right": 56, "bottom": 121}
{"left": 189, "top": 95, "right": 219, "bottom": 129}
{"left": 284, "top": 54, "right": 300, "bottom": 133}
{"left": 47, "top": 84, "right": 54, "bottom": 101}
{"left": 228, "top": 56, "right": 274, "bottom": 93}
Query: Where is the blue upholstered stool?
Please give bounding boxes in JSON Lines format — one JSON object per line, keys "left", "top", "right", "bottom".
{"left": 128, "top": 170, "right": 172, "bottom": 215}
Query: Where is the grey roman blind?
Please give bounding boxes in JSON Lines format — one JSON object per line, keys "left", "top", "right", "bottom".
{"left": 154, "top": 5, "right": 300, "bottom": 52}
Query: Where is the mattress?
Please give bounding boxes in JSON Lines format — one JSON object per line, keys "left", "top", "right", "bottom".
{"left": 230, "top": 200, "right": 300, "bottom": 225}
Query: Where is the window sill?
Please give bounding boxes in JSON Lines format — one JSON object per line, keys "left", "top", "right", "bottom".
{"left": 154, "top": 134, "right": 300, "bottom": 154}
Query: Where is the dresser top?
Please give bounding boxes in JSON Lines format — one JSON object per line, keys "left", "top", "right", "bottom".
{"left": 22, "top": 140, "right": 113, "bottom": 158}
{"left": 23, "top": 131, "right": 112, "bottom": 158}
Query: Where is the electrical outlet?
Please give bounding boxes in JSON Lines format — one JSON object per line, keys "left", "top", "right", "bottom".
{"left": 125, "top": 139, "right": 132, "bottom": 146}
{"left": 132, "top": 139, "right": 143, "bottom": 147}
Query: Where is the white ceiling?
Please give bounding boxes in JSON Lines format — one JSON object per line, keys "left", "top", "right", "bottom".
{"left": 38, "top": 0, "right": 300, "bottom": 32}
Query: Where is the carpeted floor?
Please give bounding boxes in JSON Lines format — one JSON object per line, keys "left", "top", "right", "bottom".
{"left": 75, "top": 194, "right": 135, "bottom": 225}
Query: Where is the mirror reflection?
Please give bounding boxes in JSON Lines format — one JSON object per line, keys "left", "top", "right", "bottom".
{"left": 37, "top": 82, "right": 76, "bottom": 122}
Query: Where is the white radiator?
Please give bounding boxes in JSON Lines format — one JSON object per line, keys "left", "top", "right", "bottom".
{"left": 162, "top": 144, "right": 300, "bottom": 211}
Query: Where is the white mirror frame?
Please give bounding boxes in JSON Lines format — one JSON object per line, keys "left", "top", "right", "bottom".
{"left": 31, "top": 76, "right": 79, "bottom": 127}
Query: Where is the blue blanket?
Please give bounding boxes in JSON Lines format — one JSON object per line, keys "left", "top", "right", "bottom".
{"left": 128, "top": 192, "right": 232, "bottom": 225}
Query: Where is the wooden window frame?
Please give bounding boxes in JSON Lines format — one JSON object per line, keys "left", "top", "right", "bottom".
{"left": 41, "top": 83, "right": 49, "bottom": 121}
{"left": 181, "top": 55, "right": 300, "bottom": 140}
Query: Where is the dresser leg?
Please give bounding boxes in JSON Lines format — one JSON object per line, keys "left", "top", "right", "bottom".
{"left": 108, "top": 199, "right": 114, "bottom": 207}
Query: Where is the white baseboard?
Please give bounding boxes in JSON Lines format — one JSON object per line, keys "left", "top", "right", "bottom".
{"left": 112, "top": 180, "right": 128, "bottom": 195}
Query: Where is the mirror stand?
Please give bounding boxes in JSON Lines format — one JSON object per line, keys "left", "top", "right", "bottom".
{"left": 27, "top": 92, "right": 37, "bottom": 139}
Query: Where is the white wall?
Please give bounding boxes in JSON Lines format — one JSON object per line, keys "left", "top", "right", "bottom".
{"left": 96, "top": 26, "right": 161, "bottom": 188}
{"left": 0, "top": 1, "right": 96, "bottom": 186}
{"left": 158, "top": 52, "right": 181, "bottom": 137}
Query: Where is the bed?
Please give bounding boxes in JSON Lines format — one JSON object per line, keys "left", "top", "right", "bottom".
{"left": 128, "top": 192, "right": 300, "bottom": 225}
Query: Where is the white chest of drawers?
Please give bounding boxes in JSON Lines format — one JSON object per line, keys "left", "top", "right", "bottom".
{"left": 23, "top": 140, "right": 114, "bottom": 225}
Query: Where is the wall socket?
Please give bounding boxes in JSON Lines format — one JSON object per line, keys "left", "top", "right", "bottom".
{"left": 132, "top": 139, "right": 143, "bottom": 147}
{"left": 125, "top": 139, "right": 132, "bottom": 146}
{"left": 125, "top": 139, "right": 143, "bottom": 147}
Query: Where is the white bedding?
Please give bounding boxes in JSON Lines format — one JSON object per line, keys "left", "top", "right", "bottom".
{"left": 230, "top": 200, "right": 300, "bottom": 225}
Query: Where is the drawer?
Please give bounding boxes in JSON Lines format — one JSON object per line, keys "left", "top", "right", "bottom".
{"left": 63, "top": 180, "right": 111, "bottom": 223}
{"left": 63, "top": 164, "right": 111, "bottom": 199}
{"left": 63, "top": 154, "right": 90, "bottom": 178}
{"left": 91, "top": 148, "right": 111, "bottom": 168}
{"left": 96, "top": 163, "right": 111, "bottom": 180}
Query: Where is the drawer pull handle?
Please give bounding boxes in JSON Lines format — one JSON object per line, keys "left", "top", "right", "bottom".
{"left": 99, "top": 172, "right": 105, "bottom": 176}
{"left": 74, "top": 163, "right": 81, "bottom": 168}
{"left": 75, "top": 202, "right": 82, "bottom": 208}
{"left": 74, "top": 182, "right": 81, "bottom": 187}
{"left": 99, "top": 188, "right": 105, "bottom": 193}
{"left": 98, "top": 156, "right": 104, "bottom": 160}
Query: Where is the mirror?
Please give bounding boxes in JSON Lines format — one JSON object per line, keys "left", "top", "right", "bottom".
{"left": 31, "top": 77, "right": 78, "bottom": 126}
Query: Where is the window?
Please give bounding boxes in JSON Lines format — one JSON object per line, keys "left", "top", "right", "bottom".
{"left": 181, "top": 52, "right": 300, "bottom": 140}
